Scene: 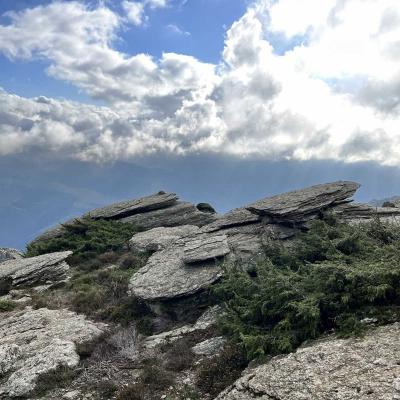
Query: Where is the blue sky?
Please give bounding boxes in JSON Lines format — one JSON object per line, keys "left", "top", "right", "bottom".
{"left": 0, "top": 0, "right": 248, "bottom": 101}
{"left": 0, "top": 0, "right": 400, "bottom": 248}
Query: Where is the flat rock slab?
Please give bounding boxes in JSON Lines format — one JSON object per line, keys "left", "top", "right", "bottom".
{"left": 86, "top": 192, "right": 178, "bottom": 220}
{"left": 0, "top": 307, "right": 107, "bottom": 398}
{"left": 0, "top": 251, "right": 72, "bottom": 294}
{"left": 216, "top": 323, "right": 400, "bottom": 400}
{"left": 0, "top": 248, "right": 22, "bottom": 263}
{"left": 201, "top": 208, "right": 261, "bottom": 233}
{"left": 129, "top": 225, "right": 200, "bottom": 253}
{"left": 332, "top": 202, "right": 400, "bottom": 223}
{"left": 246, "top": 181, "right": 360, "bottom": 222}
{"left": 192, "top": 336, "right": 226, "bottom": 356}
{"left": 121, "top": 201, "right": 217, "bottom": 229}
{"left": 128, "top": 243, "right": 222, "bottom": 301}
{"left": 183, "top": 233, "right": 230, "bottom": 264}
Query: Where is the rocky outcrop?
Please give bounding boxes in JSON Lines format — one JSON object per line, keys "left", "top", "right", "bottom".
{"left": 86, "top": 191, "right": 178, "bottom": 220}
{"left": 246, "top": 181, "right": 360, "bottom": 223}
{"left": 216, "top": 323, "right": 400, "bottom": 400}
{"left": 183, "top": 233, "right": 230, "bottom": 264}
{"left": 332, "top": 202, "right": 400, "bottom": 223}
{"left": 128, "top": 241, "right": 222, "bottom": 301}
{"left": 192, "top": 336, "right": 226, "bottom": 356}
{"left": 32, "top": 193, "right": 216, "bottom": 244}
{"left": 129, "top": 225, "right": 200, "bottom": 253}
{"left": 0, "top": 248, "right": 22, "bottom": 263}
{"left": 0, "top": 251, "right": 71, "bottom": 295}
{"left": 120, "top": 201, "right": 216, "bottom": 230}
{"left": 0, "top": 307, "right": 107, "bottom": 398}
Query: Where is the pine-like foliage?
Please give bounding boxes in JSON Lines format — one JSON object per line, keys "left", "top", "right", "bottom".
{"left": 214, "top": 216, "right": 400, "bottom": 360}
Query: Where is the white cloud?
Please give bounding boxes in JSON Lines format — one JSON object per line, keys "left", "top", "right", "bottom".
{"left": 167, "top": 24, "right": 191, "bottom": 36}
{"left": 122, "top": 0, "right": 168, "bottom": 26}
{"left": 122, "top": 1, "right": 146, "bottom": 26}
{"left": 0, "top": 0, "right": 400, "bottom": 166}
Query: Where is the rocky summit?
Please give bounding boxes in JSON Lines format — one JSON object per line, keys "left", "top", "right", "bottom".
{"left": 217, "top": 323, "right": 400, "bottom": 400}
{"left": 2, "top": 181, "right": 400, "bottom": 399}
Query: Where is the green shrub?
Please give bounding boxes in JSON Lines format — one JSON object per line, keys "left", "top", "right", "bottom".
{"left": 196, "top": 203, "right": 216, "bottom": 213}
{"left": 26, "top": 218, "right": 138, "bottom": 266}
{"left": 0, "top": 299, "right": 17, "bottom": 312}
{"left": 215, "top": 218, "right": 400, "bottom": 360}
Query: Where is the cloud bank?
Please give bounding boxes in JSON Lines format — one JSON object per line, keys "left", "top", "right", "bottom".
{"left": 0, "top": 0, "right": 399, "bottom": 164}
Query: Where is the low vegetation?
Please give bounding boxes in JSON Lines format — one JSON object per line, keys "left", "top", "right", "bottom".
{"left": 0, "top": 299, "right": 17, "bottom": 312}
{"left": 215, "top": 215, "right": 400, "bottom": 360}
{"left": 26, "top": 217, "right": 138, "bottom": 267}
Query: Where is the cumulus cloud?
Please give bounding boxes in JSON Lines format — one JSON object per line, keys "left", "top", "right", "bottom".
{"left": 0, "top": 0, "right": 400, "bottom": 165}
{"left": 122, "top": 0, "right": 167, "bottom": 26}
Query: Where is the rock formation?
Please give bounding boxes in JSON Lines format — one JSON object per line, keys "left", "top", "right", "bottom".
{"left": 0, "top": 307, "right": 107, "bottom": 398}
{"left": 0, "top": 248, "right": 22, "bottom": 263}
{"left": 0, "top": 251, "right": 71, "bottom": 295}
{"left": 246, "top": 181, "right": 360, "bottom": 222}
{"left": 216, "top": 323, "right": 400, "bottom": 400}
{"left": 129, "top": 225, "right": 200, "bottom": 253}
{"left": 33, "top": 192, "right": 217, "bottom": 243}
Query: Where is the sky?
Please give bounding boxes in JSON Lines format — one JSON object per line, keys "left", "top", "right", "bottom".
{"left": 0, "top": 0, "right": 400, "bottom": 248}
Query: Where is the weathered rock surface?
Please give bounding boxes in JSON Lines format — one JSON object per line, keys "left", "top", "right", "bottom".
{"left": 0, "top": 248, "right": 22, "bottom": 263}
{"left": 142, "top": 306, "right": 221, "bottom": 350}
{"left": 0, "top": 307, "right": 107, "bottom": 398}
{"left": 121, "top": 201, "right": 217, "bottom": 229}
{"left": 128, "top": 242, "right": 222, "bottom": 301}
{"left": 86, "top": 192, "right": 178, "bottom": 220}
{"left": 183, "top": 233, "right": 230, "bottom": 264}
{"left": 216, "top": 323, "right": 400, "bottom": 400}
{"left": 192, "top": 336, "right": 226, "bottom": 356}
{"left": 247, "top": 181, "right": 360, "bottom": 222}
{"left": 0, "top": 251, "right": 72, "bottom": 294}
{"left": 201, "top": 208, "right": 261, "bottom": 233}
{"left": 332, "top": 202, "right": 400, "bottom": 223}
{"left": 129, "top": 225, "right": 200, "bottom": 253}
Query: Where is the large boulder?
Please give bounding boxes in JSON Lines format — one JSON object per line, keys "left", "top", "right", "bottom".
{"left": 0, "top": 248, "right": 22, "bottom": 263}
{"left": 0, "top": 307, "right": 107, "bottom": 398}
{"left": 0, "top": 251, "right": 71, "bottom": 294}
{"left": 246, "top": 181, "right": 360, "bottom": 223}
{"left": 129, "top": 225, "right": 200, "bottom": 253}
{"left": 128, "top": 240, "right": 222, "bottom": 301}
{"left": 216, "top": 323, "right": 400, "bottom": 400}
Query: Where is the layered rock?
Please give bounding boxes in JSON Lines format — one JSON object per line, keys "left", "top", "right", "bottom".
{"left": 0, "top": 248, "right": 22, "bottom": 263}
{"left": 128, "top": 241, "right": 222, "bottom": 301}
{"left": 129, "top": 225, "right": 200, "bottom": 253}
{"left": 32, "top": 193, "right": 216, "bottom": 244}
{"left": 0, "top": 251, "right": 71, "bottom": 295}
{"left": 246, "top": 181, "right": 360, "bottom": 223}
{"left": 120, "top": 201, "right": 216, "bottom": 230}
{"left": 183, "top": 233, "right": 230, "bottom": 264}
{"left": 216, "top": 323, "right": 400, "bottom": 400}
{"left": 332, "top": 202, "right": 400, "bottom": 223}
{"left": 86, "top": 191, "right": 178, "bottom": 220}
{"left": 0, "top": 307, "right": 107, "bottom": 398}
